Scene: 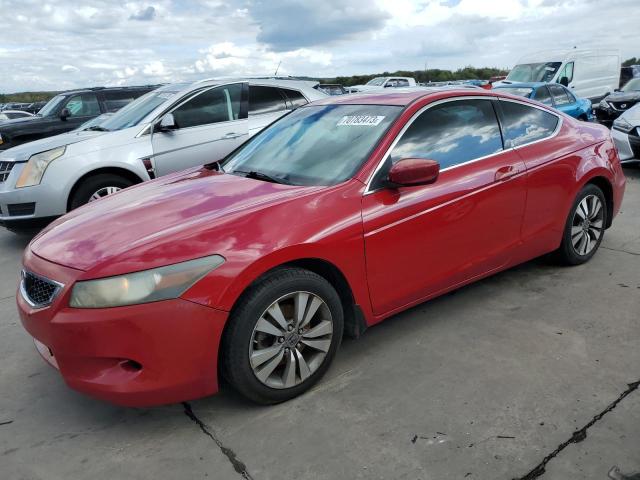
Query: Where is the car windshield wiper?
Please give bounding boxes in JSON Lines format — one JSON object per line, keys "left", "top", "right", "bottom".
{"left": 232, "top": 169, "right": 291, "bottom": 185}
{"left": 85, "top": 125, "right": 110, "bottom": 132}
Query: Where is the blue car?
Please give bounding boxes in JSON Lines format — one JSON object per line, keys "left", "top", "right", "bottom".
{"left": 493, "top": 82, "right": 593, "bottom": 121}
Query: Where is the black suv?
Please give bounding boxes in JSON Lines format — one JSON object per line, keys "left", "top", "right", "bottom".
{"left": 0, "top": 85, "right": 160, "bottom": 150}
{"left": 596, "top": 77, "right": 640, "bottom": 126}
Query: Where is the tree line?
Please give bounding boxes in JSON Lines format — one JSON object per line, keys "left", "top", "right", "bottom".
{"left": 2, "top": 58, "right": 638, "bottom": 103}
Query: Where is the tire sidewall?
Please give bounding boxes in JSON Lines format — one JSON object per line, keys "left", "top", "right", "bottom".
{"left": 223, "top": 269, "right": 344, "bottom": 404}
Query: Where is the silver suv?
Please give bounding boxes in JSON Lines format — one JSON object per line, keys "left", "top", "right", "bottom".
{"left": 0, "top": 78, "right": 326, "bottom": 232}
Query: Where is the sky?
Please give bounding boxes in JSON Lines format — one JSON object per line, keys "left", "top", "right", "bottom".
{"left": 0, "top": 0, "right": 638, "bottom": 93}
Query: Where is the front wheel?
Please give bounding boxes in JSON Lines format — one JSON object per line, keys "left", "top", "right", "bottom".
{"left": 69, "top": 174, "right": 134, "bottom": 210}
{"left": 221, "top": 268, "right": 343, "bottom": 404}
{"left": 556, "top": 184, "right": 607, "bottom": 265}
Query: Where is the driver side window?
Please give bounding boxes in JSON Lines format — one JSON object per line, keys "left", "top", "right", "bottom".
{"left": 558, "top": 62, "right": 574, "bottom": 84}
{"left": 171, "top": 84, "right": 242, "bottom": 129}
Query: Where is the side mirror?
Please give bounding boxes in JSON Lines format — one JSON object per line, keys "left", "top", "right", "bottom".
{"left": 614, "top": 88, "right": 621, "bottom": 92}
{"left": 559, "top": 77, "right": 569, "bottom": 87}
{"left": 60, "top": 108, "right": 70, "bottom": 120}
{"left": 158, "top": 113, "right": 177, "bottom": 132}
{"left": 387, "top": 158, "right": 440, "bottom": 187}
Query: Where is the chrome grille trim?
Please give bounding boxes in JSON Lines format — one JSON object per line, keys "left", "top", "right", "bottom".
{"left": 0, "top": 161, "right": 15, "bottom": 183}
{"left": 20, "top": 270, "right": 64, "bottom": 309}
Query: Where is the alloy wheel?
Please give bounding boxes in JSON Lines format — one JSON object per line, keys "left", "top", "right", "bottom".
{"left": 88, "top": 186, "right": 122, "bottom": 202}
{"left": 249, "top": 291, "right": 333, "bottom": 389}
{"left": 571, "top": 194, "right": 604, "bottom": 256}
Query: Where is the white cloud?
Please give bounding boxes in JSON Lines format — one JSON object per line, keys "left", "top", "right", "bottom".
{"left": 0, "top": 0, "right": 638, "bottom": 92}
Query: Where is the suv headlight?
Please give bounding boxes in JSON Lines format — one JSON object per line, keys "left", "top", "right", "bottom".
{"left": 15, "top": 146, "right": 66, "bottom": 188}
{"left": 70, "top": 255, "right": 225, "bottom": 308}
{"left": 613, "top": 117, "right": 634, "bottom": 133}
{"left": 0, "top": 133, "right": 4, "bottom": 145}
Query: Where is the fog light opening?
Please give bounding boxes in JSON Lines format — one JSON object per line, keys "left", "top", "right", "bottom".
{"left": 120, "top": 359, "right": 143, "bottom": 372}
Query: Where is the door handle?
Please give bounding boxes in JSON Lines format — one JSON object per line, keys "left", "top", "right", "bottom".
{"left": 495, "top": 165, "right": 519, "bottom": 181}
{"left": 223, "top": 132, "right": 243, "bottom": 139}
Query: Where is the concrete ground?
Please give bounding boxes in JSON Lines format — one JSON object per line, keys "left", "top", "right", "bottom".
{"left": 1, "top": 166, "right": 639, "bottom": 480}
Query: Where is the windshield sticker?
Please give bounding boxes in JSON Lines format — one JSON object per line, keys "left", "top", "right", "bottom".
{"left": 337, "top": 115, "right": 385, "bottom": 126}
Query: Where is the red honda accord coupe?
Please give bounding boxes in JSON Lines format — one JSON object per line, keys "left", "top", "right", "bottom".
{"left": 17, "top": 89, "right": 625, "bottom": 406}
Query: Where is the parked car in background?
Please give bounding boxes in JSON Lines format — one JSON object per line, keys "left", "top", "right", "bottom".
{"left": 23, "top": 101, "right": 48, "bottom": 115}
{"left": 1, "top": 102, "right": 31, "bottom": 111}
{"left": 493, "top": 82, "right": 593, "bottom": 120}
{"left": 610, "top": 103, "right": 640, "bottom": 163}
{"left": 620, "top": 65, "right": 640, "bottom": 88}
{"left": 596, "top": 78, "right": 640, "bottom": 126}
{"left": 0, "top": 110, "right": 34, "bottom": 122}
{"left": 346, "top": 76, "right": 417, "bottom": 93}
{"left": 16, "top": 88, "right": 625, "bottom": 406}
{"left": 316, "top": 84, "right": 347, "bottom": 95}
{"left": 0, "top": 78, "right": 326, "bottom": 232}
{"left": 0, "top": 85, "right": 160, "bottom": 151}
{"left": 498, "top": 49, "right": 620, "bottom": 102}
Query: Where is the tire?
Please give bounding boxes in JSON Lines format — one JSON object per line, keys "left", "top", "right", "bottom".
{"left": 221, "top": 267, "right": 344, "bottom": 404}
{"left": 69, "top": 174, "right": 134, "bottom": 210}
{"left": 556, "top": 184, "right": 607, "bottom": 265}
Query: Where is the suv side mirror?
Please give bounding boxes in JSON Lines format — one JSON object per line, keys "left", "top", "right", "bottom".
{"left": 60, "top": 108, "right": 70, "bottom": 120}
{"left": 158, "top": 113, "right": 178, "bottom": 132}
{"left": 387, "top": 158, "right": 440, "bottom": 187}
{"left": 559, "top": 77, "right": 569, "bottom": 87}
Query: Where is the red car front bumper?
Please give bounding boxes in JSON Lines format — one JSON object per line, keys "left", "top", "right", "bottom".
{"left": 18, "top": 253, "right": 228, "bottom": 407}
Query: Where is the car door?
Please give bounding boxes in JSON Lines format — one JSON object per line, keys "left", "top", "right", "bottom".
{"left": 247, "top": 85, "right": 289, "bottom": 136}
{"left": 362, "top": 98, "right": 527, "bottom": 316}
{"left": 151, "top": 83, "right": 248, "bottom": 176}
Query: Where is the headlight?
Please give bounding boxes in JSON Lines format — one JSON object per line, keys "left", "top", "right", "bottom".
{"left": 613, "top": 117, "right": 634, "bottom": 133}
{"left": 70, "top": 255, "right": 225, "bottom": 308}
{"left": 15, "top": 146, "right": 66, "bottom": 188}
{"left": 0, "top": 133, "right": 4, "bottom": 145}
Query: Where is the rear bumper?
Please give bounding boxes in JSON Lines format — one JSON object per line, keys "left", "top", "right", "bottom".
{"left": 17, "top": 253, "right": 228, "bottom": 407}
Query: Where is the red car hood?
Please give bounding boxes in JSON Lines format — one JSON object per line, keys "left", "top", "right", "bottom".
{"left": 30, "top": 168, "right": 316, "bottom": 274}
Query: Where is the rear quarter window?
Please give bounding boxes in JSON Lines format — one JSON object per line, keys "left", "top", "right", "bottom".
{"left": 499, "top": 100, "right": 559, "bottom": 148}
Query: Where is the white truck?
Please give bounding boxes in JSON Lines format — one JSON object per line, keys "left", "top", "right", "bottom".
{"left": 346, "top": 76, "right": 417, "bottom": 93}
{"left": 498, "top": 49, "right": 620, "bottom": 101}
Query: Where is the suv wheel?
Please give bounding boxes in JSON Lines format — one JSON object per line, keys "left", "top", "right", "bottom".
{"left": 70, "top": 174, "right": 133, "bottom": 210}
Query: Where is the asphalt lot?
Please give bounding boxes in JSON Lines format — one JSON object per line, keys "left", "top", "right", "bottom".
{"left": 0, "top": 165, "right": 638, "bottom": 480}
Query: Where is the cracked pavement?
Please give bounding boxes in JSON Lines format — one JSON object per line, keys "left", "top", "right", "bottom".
{"left": 1, "top": 167, "right": 639, "bottom": 479}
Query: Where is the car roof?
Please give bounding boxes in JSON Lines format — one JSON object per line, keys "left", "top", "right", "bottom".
{"left": 311, "top": 87, "right": 495, "bottom": 106}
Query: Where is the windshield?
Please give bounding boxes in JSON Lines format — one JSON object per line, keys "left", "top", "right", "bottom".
{"left": 223, "top": 104, "right": 402, "bottom": 186}
{"left": 99, "top": 89, "right": 178, "bottom": 131}
{"left": 76, "top": 113, "right": 113, "bottom": 131}
{"left": 38, "top": 95, "right": 66, "bottom": 116}
{"left": 366, "top": 77, "right": 386, "bottom": 86}
{"left": 622, "top": 78, "right": 640, "bottom": 92}
{"left": 494, "top": 87, "right": 533, "bottom": 98}
{"left": 506, "top": 62, "right": 562, "bottom": 83}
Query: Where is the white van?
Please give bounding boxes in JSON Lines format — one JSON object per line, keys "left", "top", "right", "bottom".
{"left": 499, "top": 49, "right": 620, "bottom": 101}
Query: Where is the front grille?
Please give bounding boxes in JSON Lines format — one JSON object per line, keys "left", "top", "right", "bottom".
{"left": 0, "top": 161, "right": 14, "bottom": 182}
{"left": 7, "top": 202, "right": 35, "bottom": 216}
{"left": 21, "top": 271, "right": 63, "bottom": 308}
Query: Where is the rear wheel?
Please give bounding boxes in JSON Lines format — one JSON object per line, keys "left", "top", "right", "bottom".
{"left": 557, "top": 184, "right": 607, "bottom": 265}
{"left": 69, "top": 174, "right": 133, "bottom": 210}
{"left": 222, "top": 268, "right": 343, "bottom": 404}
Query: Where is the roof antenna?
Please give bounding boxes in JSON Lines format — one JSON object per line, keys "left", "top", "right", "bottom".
{"left": 274, "top": 61, "right": 281, "bottom": 76}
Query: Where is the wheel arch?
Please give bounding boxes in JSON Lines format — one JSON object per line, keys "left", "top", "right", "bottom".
{"left": 66, "top": 167, "right": 144, "bottom": 212}
{"left": 582, "top": 175, "right": 614, "bottom": 228}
